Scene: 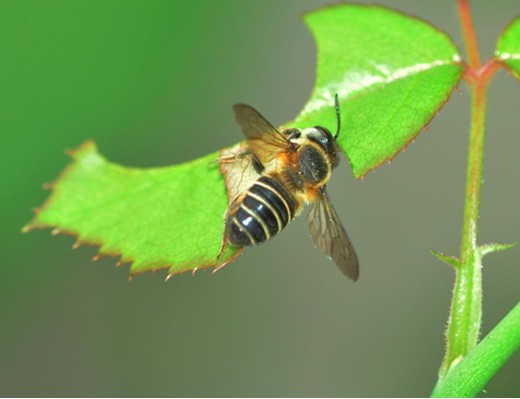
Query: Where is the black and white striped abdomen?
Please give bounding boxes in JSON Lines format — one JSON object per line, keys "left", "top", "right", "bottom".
{"left": 226, "top": 175, "right": 296, "bottom": 247}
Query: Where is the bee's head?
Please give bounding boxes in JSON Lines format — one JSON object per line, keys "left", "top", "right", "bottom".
{"left": 291, "top": 93, "right": 342, "bottom": 167}
{"left": 285, "top": 94, "right": 342, "bottom": 168}
{"left": 301, "top": 126, "right": 339, "bottom": 167}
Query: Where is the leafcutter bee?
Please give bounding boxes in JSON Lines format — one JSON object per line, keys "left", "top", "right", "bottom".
{"left": 219, "top": 95, "right": 359, "bottom": 281}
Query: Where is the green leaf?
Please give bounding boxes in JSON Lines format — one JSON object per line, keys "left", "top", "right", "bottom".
{"left": 24, "top": 141, "right": 241, "bottom": 278}
{"left": 293, "top": 4, "right": 463, "bottom": 178}
{"left": 25, "top": 4, "right": 465, "bottom": 277}
{"left": 432, "top": 301, "right": 520, "bottom": 398}
{"left": 496, "top": 17, "right": 520, "bottom": 81}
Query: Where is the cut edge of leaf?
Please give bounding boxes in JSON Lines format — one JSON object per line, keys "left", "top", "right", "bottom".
{"left": 300, "top": 3, "right": 465, "bottom": 179}
{"left": 303, "top": 2, "right": 466, "bottom": 52}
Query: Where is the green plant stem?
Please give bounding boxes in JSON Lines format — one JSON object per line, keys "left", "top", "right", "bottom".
{"left": 440, "top": 72, "right": 487, "bottom": 378}
{"left": 438, "top": 0, "right": 501, "bottom": 380}
{"left": 432, "top": 302, "right": 520, "bottom": 397}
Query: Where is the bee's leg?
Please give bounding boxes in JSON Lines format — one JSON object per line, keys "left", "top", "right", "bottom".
{"left": 217, "top": 149, "right": 249, "bottom": 164}
{"left": 213, "top": 249, "right": 242, "bottom": 274}
{"left": 217, "top": 227, "right": 230, "bottom": 260}
{"left": 213, "top": 201, "right": 244, "bottom": 273}
{"left": 218, "top": 151, "right": 265, "bottom": 175}
{"left": 209, "top": 151, "right": 243, "bottom": 167}
{"left": 213, "top": 228, "right": 235, "bottom": 274}
{"left": 249, "top": 152, "right": 265, "bottom": 174}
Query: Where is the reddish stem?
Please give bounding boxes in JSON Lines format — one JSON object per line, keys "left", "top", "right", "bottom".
{"left": 458, "top": 0, "right": 481, "bottom": 69}
{"left": 463, "top": 58, "right": 502, "bottom": 86}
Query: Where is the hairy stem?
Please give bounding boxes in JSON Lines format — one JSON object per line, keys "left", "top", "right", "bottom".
{"left": 438, "top": 0, "right": 500, "bottom": 379}
{"left": 440, "top": 74, "right": 487, "bottom": 377}
{"left": 433, "top": 302, "right": 520, "bottom": 397}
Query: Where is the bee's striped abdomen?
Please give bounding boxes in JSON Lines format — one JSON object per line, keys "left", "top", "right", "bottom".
{"left": 226, "top": 175, "right": 296, "bottom": 247}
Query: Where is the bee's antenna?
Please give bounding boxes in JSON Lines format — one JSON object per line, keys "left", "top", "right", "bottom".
{"left": 334, "top": 93, "right": 341, "bottom": 140}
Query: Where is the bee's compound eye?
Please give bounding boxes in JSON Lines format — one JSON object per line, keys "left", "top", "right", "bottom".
{"left": 308, "top": 127, "right": 334, "bottom": 150}
{"left": 313, "top": 126, "right": 332, "bottom": 140}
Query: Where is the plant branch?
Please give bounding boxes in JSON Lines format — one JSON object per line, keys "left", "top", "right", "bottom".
{"left": 438, "top": 0, "right": 502, "bottom": 380}
{"left": 458, "top": 0, "right": 481, "bottom": 69}
{"left": 440, "top": 70, "right": 487, "bottom": 378}
{"left": 432, "top": 302, "right": 520, "bottom": 397}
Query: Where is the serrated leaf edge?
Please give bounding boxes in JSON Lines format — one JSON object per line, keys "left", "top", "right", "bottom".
{"left": 23, "top": 141, "right": 238, "bottom": 281}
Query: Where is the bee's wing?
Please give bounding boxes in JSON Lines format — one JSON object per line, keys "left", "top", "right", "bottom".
{"left": 307, "top": 187, "right": 359, "bottom": 281}
{"left": 233, "top": 104, "right": 293, "bottom": 162}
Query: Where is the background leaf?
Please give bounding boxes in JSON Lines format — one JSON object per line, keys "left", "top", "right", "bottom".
{"left": 25, "top": 142, "right": 240, "bottom": 277}
{"left": 293, "top": 4, "right": 464, "bottom": 177}
{"left": 496, "top": 17, "right": 520, "bottom": 80}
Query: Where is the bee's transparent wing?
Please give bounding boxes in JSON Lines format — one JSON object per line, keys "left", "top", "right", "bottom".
{"left": 232, "top": 104, "right": 293, "bottom": 163}
{"left": 233, "top": 104, "right": 285, "bottom": 141}
{"left": 307, "top": 187, "right": 359, "bottom": 281}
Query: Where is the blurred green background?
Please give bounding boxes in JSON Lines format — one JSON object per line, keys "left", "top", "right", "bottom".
{"left": 1, "top": 0, "right": 519, "bottom": 396}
